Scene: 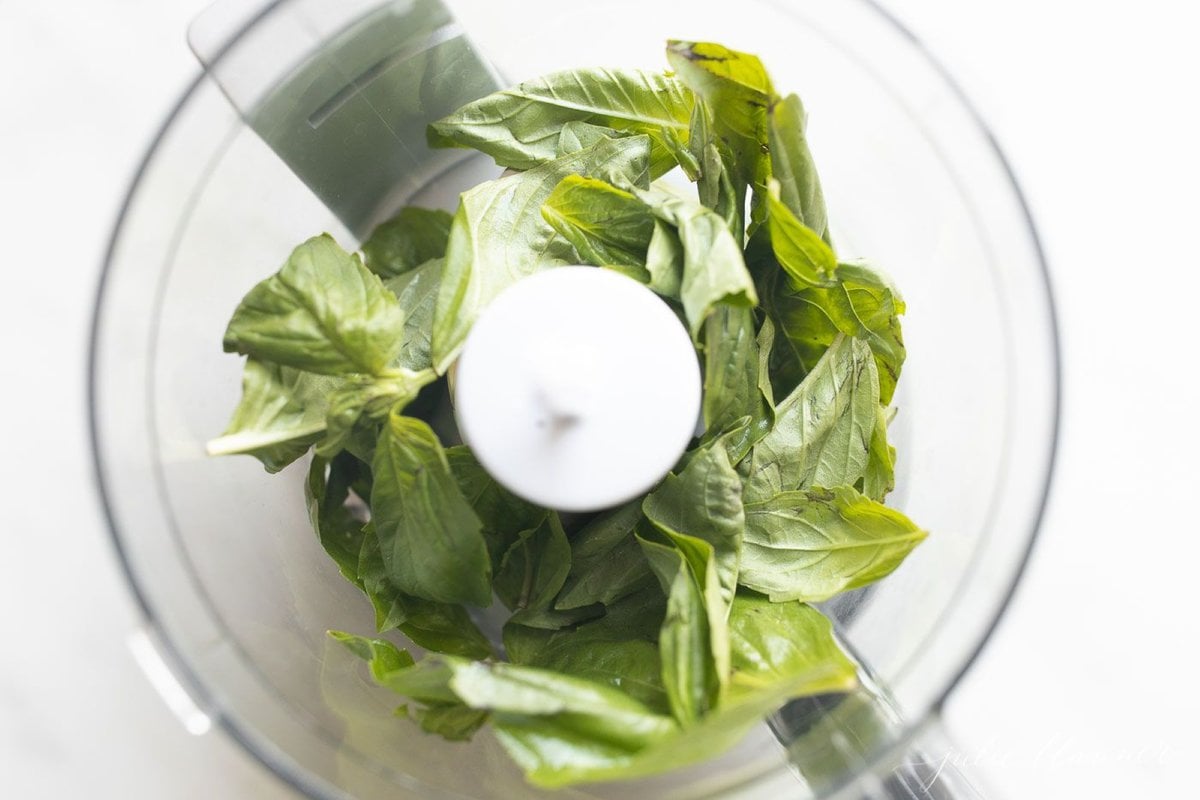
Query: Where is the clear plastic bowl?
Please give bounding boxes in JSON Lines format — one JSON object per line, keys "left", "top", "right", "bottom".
{"left": 88, "top": 1, "right": 1059, "bottom": 797}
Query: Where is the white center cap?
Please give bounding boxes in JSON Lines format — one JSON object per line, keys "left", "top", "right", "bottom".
{"left": 454, "top": 267, "right": 702, "bottom": 512}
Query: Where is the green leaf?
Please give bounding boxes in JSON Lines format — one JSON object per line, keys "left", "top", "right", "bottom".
{"left": 645, "top": 219, "right": 684, "bottom": 296}
{"left": 642, "top": 443, "right": 744, "bottom": 616}
{"left": 702, "top": 306, "right": 773, "bottom": 453}
{"left": 726, "top": 594, "right": 857, "bottom": 697}
{"left": 496, "top": 605, "right": 855, "bottom": 788}
{"left": 370, "top": 413, "right": 492, "bottom": 607}
{"left": 639, "top": 537, "right": 717, "bottom": 726}
{"left": 555, "top": 500, "right": 655, "bottom": 610}
{"left": 494, "top": 514, "right": 572, "bottom": 613}
{"left": 740, "top": 486, "right": 927, "bottom": 602}
{"left": 445, "top": 445, "right": 548, "bottom": 571}
{"left": 431, "top": 135, "right": 651, "bottom": 371}
{"left": 316, "top": 369, "right": 435, "bottom": 458}
{"left": 382, "top": 257, "right": 443, "bottom": 373}
{"left": 361, "top": 207, "right": 453, "bottom": 278}
{"left": 635, "top": 188, "right": 758, "bottom": 338}
{"left": 304, "top": 454, "right": 370, "bottom": 583}
{"left": 666, "top": 40, "right": 774, "bottom": 194}
{"left": 328, "top": 631, "right": 414, "bottom": 681}
{"left": 765, "top": 179, "right": 838, "bottom": 289}
{"left": 504, "top": 612, "right": 668, "bottom": 713}
{"left": 861, "top": 405, "right": 896, "bottom": 502}
{"left": 541, "top": 175, "right": 654, "bottom": 270}
{"left": 687, "top": 95, "right": 744, "bottom": 235}
{"left": 743, "top": 335, "right": 878, "bottom": 503}
{"left": 556, "top": 120, "right": 684, "bottom": 179}
{"left": 769, "top": 262, "right": 906, "bottom": 405}
{"left": 357, "top": 530, "right": 494, "bottom": 658}
{"left": 427, "top": 67, "right": 692, "bottom": 173}
{"left": 403, "top": 703, "right": 489, "bottom": 741}
{"left": 333, "top": 633, "right": 486, "bottom": 735}
{"left": 768, "top": 93, "right": 831, "bottom": 245}
{"left": 451, "top": 658, "right": 677, "bottom": 742}
{"left": 223, "top": 234, "right": 405, "bottom": 376}
{"left": 207, "top": 359, "right": 342, "bottom": 472}
{"left": 472, "top": 595, "right": 859, "bottom": 790}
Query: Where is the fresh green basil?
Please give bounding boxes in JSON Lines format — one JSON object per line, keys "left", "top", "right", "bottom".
{"left": 767, "top": 93, "right": 831, "bottom": 245}
{"left": 861, "top": 404, "right": 897, "bottom": 502}
{"left": 768, "top": 262, "right": 906, "bottom": 405}
{"left": 218, "top": 38, "right": 928, "bottom": 789}
{"left": 383, "top": 257, "right": 443, "bottom": 373}
{"left": 207, "top": 359, "right": 341, "bottom": 472}
{"left": 740, "top": 486, "right": 927, "bottom": 602}
{"left": 639, "top": 536, "right": 720, "bottom": 727}
{"left": 766, "top": 179, "right": 839, "bottom": 289}
{"left": 666, "top": 40, "right": 773, "bottom": 194}
{"left": 636, "top": 188, "right": 758, "bottom": 338}
{"left": 316, "top": 368, "right": 435, "bottom": 458}
{"left": 541, "top": 175, "right": 654, "bottom": 270}
{"left": 726, "top": 593, "right": 856, "bottom": 696}
{"left": 555, "top": 500, "right": 654, "bottom": 610}
{"left": 371, "top": 413, "right": 492, "bottom": 607}
{"left": 702, "top": 305, "right": 773, "bottom": 452}
{"left": 428, "top": 67, "right": 692, "bottom": 177}
{"left": 430, "top": 134, "right": 651, "bottom": 371}
{"left": 223, "top": 234, "right": 406, "bottom": 376}
{"left": 743, "top": 335, "right": 879, "bottom": 503}
{"left": 362, "top": 207, "right": 454, "bottom": 278}
{"left": 494, "top": 514, "right": 572, "bottom": 613}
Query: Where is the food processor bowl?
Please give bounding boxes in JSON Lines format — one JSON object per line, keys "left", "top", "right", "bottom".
{"left": 88, "top": 1, "right": 1059, "bottom": 797}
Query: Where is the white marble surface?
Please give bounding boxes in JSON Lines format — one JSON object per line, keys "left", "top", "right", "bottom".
{"left": 0, "top": 1, "right": 1195, "bottom": 798}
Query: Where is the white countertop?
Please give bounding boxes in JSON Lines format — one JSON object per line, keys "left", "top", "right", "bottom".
{"left": 1, "top": 1, "right": 1195, "bottom": 797}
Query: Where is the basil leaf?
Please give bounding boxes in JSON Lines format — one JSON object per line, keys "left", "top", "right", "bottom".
{"left": 317, "top": 369, "right": 435, "bottom": 458}
{"left": 496, "top": 599, "right": 855, "bottom": 788}
{"left": 740, "top": 486, "right": 927, "bottom": 602}
{"left": 687, "top": 95, "right": 744, "bottom": 235}
{"left": 402, "top": 703, "right": 489, "bottom": 741}
{"left": 304, "top": 454, "right": 370, "bottom": 582}
{"left": 645, "top": 218, "right": 684, "bottom": 297}
{"left": 357, "top": 529, "right": 494, "bottom": 658}
{"left": 768, "top": 93, "right": 831, "bottom": 245}
{"left": 334, "top": 632, "right": 489, "bottom": 743}
{"left": 556, "top": 120, "right": 684, "bottom": 179}
{"left": 639, "top": 536, "right": 718, "bottom": 726}
{"left": 635, "top": 188, "right": 758, "bottom": 338}
{"left": 726, "top": 594, "right": 856, "bottom": 697}
{"left": 769, "top": 262, "right": 906, "bottom": 405}
{"left": 427, "top": 67, "right": 692, "bottom": 173}
{"left": 361, "top": 207, "right": 453, "bottom": 278}
{"left": 766, "top": 180, "right": 838, "bottom": 289}
{"left": 504, "top": 614, "right": 668, "bottom": 713}
{"left": 328, "top": 632, "right": 414, "bottom": 681}
{"left": 666, "top": 40, "right": 773, "bottom": 194}
{"left": 643, "top": 443, "right": 744, "bottom": 616}
{"left": 207, "top": 359, "right": 341, "bottom": 472}
{"left": 445, "top": 445, "right": 548, "bottom": 571}
{"left": 383, "top": 257, "right": 443, "bottom": 373}
{"left": 494, "top": 513, "right": 572, "bottom": 612}
{"left": 555, "top": 500, "right": 655, "bottom": 610}
{"left": 702, "top": 306, "right": 773, "bottom": 452}
{"left": 431, "top": 135, "right": 651, "bottom": 371}
{"left": 743, "top": 335, "right": 878, "bottom": 503}
{"left": 223, "top": 234, "right": 405, "bottom": 376}
{"left": 861, "top": 405, "right": 896, "bottom": 502}
{"left": 541, "top": 175, "right": 654, "bottom": 270}
{"left": 370, "top": 413, "right": 492, "bottom": 607}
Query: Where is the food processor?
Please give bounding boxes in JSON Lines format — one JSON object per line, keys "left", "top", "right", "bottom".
{"left": 88, "top": 0, "right": 1060, "bottom": 797}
